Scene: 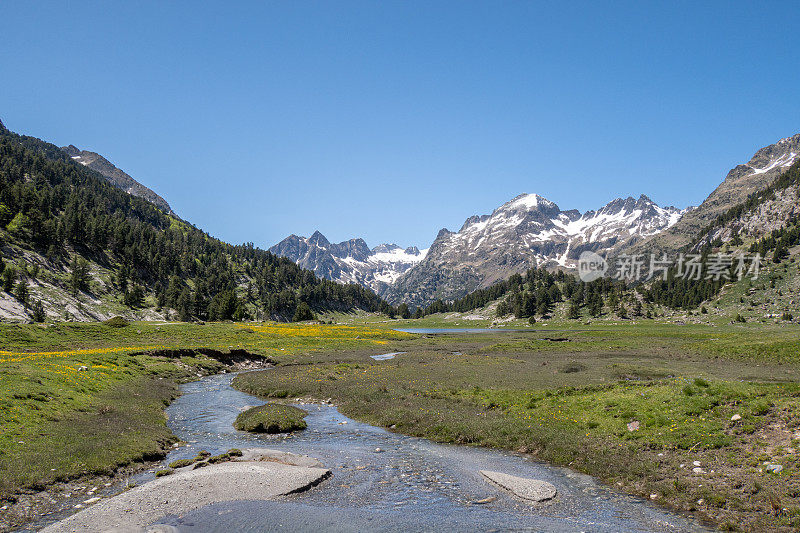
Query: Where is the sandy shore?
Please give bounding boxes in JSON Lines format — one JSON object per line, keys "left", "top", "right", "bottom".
{"left": 41, "top": 449, "right": 330, "bottom": 533}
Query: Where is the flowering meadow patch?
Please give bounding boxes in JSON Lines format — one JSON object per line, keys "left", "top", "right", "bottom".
{"left": 241, "top": 323, "right": 411, "bottom": 341}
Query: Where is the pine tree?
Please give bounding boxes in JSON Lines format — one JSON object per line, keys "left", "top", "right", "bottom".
{"left": 2, "top": 266, "right": 15, "bottom": 293}
{"left": 588, "top": 294, "right": 603, "bottom": 317}
{"left": 31, "top": 300, "right": 46, "bottom": 322}
{"left": 566, "top": 302, "right": 581, "bottom": 319}
{"left": 15, "top": 279, "right": 28, "bottom": 306}
{"left": 69, "top": 257, "right": 91, "bottom": 295}
{"left": 397, "top": 303, "right": 411, "bottom": 319}
{"left": 177, "top": 287, "right": 192, "bottom": 321}
{"left": 124, "top": 285, "right": 145, "bottom": 308}
{"left": 293, "top": 302, "right": 315, "bottom": 322}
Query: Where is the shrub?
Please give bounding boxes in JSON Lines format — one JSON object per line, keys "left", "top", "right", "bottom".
{"left": 233, "top": 404, "right": 308, "bottom": 433}
{"left": 155, "top": 469, "right": 173, "bottom": 477}
{"left": 751, "top": 399, "right": 771, "bottom": 416}
{"left": 293, "top": 302, "right": 315, "bottom": 322}
{"left": 31, "top": 300, "right": 46, "bottom": 322}
{"left": 168, "top": 458, "right": 196, "bottom": 469}
{"left": 560, "top": 362, "right": 586, "bottom": 373}
{"left": 104, "top": 316, "right": 130, "bottom": 328}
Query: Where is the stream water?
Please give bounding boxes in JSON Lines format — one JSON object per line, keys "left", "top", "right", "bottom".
{"left": 138, "top": 372, "right": 708, "bottom": 532}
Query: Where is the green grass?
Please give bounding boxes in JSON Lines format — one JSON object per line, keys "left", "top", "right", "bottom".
{"left": 4, "top": 318, "right": 800, "bottom": 530}
{"left": 233, "top": 322, "right": 800, "bottom": 531}
{"left": 233, "top": 404, "right": 308, "bottom": 433}
{"left": 0, "top": 375, "right": 179, "bottom": 495}
{"left": 0, "top": 321, "right": 405, "bottom": 509}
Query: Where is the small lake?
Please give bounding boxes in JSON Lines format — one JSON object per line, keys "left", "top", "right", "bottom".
{"left": 137, "top": 373, "right": 707, "bottom": 532}
{"left": 394, "top": 328, "right": 527, "bottom": 334}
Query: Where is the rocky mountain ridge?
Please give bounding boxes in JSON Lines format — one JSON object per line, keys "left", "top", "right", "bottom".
{"left": 276, "top": 133, "right": 799, "bottom": 306}
{"left": 383, "top": 193, "right": 686, "bottom": 305}
{"left": 61, "top": 145, "right": 173, "bottom": 213}
{"left": 629, "top": 134, "right": 800, "bottom": 256}
{"left": 269, "top": 231, "right": 427, "bottom": 296}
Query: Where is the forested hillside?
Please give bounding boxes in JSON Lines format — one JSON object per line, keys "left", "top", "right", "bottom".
{"left": 0, "top": 120, "right": 387, "bottom": 322}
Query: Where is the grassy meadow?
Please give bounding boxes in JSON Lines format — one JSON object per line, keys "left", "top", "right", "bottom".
{"left": 2, "top": 316, "right": 800, "bottom": 530}
{"left": 234, "top": 320, "right": 800, "bottom": 532}
{"left": 0, "top": 320, "right": 408, "bottom": 511}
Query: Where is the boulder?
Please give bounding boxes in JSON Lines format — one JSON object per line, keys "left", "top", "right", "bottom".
{"left": 479, "top": 470, "right": 557, "bottom": 502}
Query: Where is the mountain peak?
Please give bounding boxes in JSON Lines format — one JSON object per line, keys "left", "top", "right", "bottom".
{"left": 372, "top": 243, "right": 401, "bottom": 254}
{"left": 385, "top": 191, "right": 686, "bottom": 305}
{"left": 744, "top": 134, "right": 800, "bottom": 176}
{"left": 308, "top": 230, "right": 330, "bottom": 247}
{"left": 270, "top": 233, "right": 428, "bottom": 294}
{"left": 62, "top": 144, "right": 80, "bottom": 157}
{"left": 507, "top": 193, "right": 557, "bottom": 211}
{"left": 777, "top": 133, "right": 800, "bottom": 145}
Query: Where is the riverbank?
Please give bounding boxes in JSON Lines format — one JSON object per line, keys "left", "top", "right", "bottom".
{"left": 0, "top": 321, "right": 408, "bottom": 531}
{"left": 233, "top": 323, "right": 800, "bottom": 532}
{"left": 0, "top": 354, "right": 268, "bottom": 531}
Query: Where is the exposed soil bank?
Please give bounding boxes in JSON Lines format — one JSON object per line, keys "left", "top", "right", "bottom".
{"left": 131, "top": 348, "right": 274, "bottom": 368}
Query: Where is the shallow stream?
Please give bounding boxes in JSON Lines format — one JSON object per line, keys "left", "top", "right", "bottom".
{"left": 144, "top": 372, "right": 708, "bottom": 532}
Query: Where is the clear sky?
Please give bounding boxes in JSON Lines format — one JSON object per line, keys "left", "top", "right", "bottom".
{"left": 2, "top": 2, "right": 799, "bottom": 250}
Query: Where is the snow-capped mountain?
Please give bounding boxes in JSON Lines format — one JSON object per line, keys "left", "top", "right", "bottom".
{"left": 61, "top": 145, "right": 173, "bottom": 213}
{"left": 445, "top": 193, "right": 684, "bottom": 267}
{"left": 274, "top": 134, "right": 799, "bottom": 307}
{"left": 269, "top": 231, "right": 428, "bottom": 296}
{"left": 384, "top": 194, "right": 685, "bottom": 305}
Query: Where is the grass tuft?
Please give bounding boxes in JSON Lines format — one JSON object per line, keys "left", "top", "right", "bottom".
{"left": 233, "top": 404, "right": 308, "bottom": 433}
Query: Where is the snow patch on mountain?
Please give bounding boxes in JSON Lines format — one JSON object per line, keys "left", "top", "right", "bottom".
{"left": 748, "top": 151, "right": 797, "bottom": 175}
{"left": 269, "top": 233, "right": 428, "bottom": 295}
{"left": 384, "top": 193, "right": 688, "bottom": 306}
{"left": 440, "top": 193, "right": 685, "bottom": 268}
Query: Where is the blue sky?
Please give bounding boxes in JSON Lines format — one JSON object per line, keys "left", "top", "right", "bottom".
{"left": 2, "top": 2, "right": 799, "bottom": 250}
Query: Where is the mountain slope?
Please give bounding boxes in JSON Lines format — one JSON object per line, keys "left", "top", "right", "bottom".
{"left": 628, "top": 134, "right": 800, "bottom": 256}
{"left": 0, "top": 120, "right": 385, "bottom": 322}
{"left": 385, "top": 194, "right": 684, "bottom": 306}
{"left": 270, "top": 231, "right": 427, "bottom": 296}
{"left": 691, "top": 158, "right": 800, "bottom": 250}
{"left": 61, "top": 145, "right": 173, "bottom": 213}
